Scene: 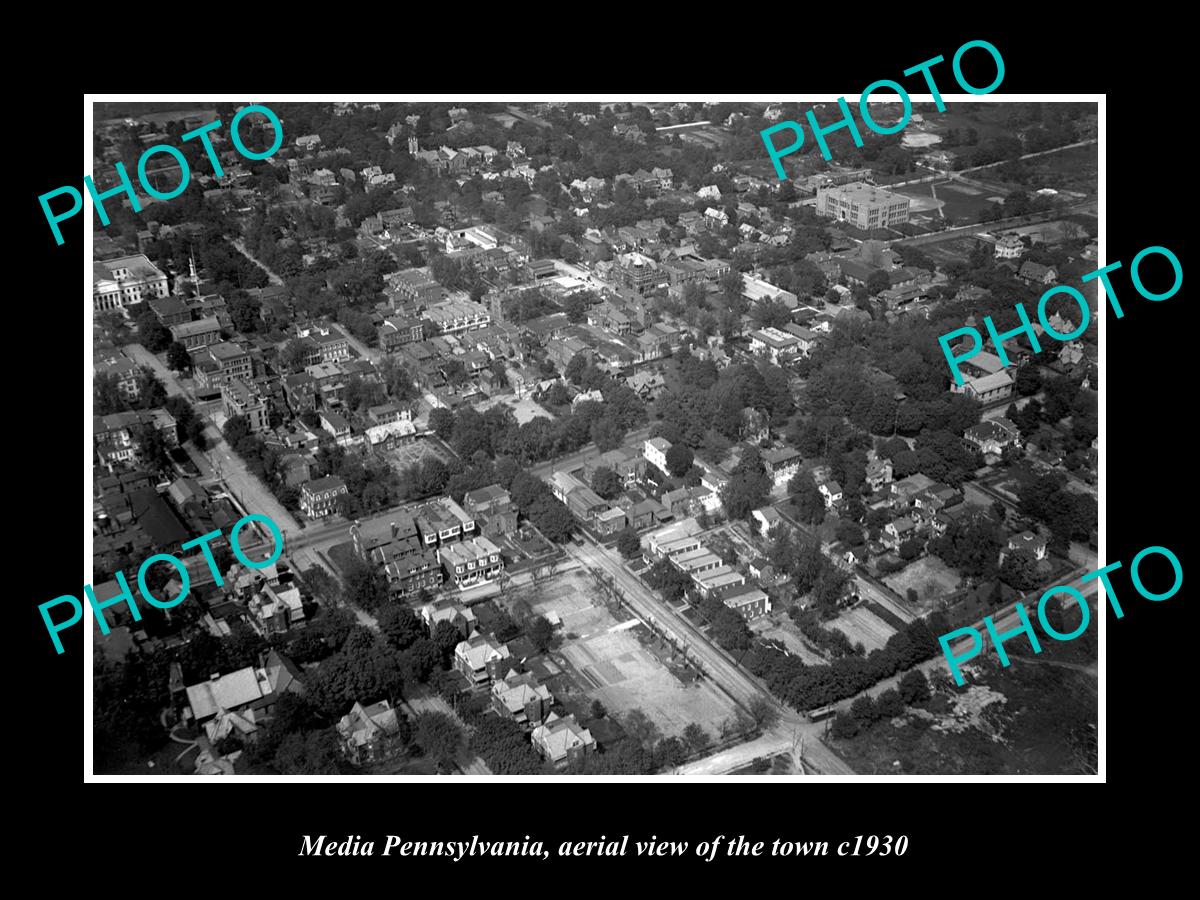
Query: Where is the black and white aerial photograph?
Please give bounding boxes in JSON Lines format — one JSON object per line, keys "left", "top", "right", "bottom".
{"left": 88, "top": 98, "right": 1099, "bottom": 778}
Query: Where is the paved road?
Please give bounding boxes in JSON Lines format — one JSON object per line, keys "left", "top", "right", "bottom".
{"left": 529, "top": 424, "right": 652, "bottom": 480}
{"left": 126, "top": 343, "right": 302, "bottom": 535}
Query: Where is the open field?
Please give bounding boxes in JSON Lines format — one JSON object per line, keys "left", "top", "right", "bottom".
{"left": 477, "top": 394, "right": 555, "bottom": 425}
{"left": 826, "top": 606, "right": 897, "bottom": 652}
{"left": 522, "top": 568, "right": 741, "bottom": 738}
{"left": 908, "top": 234, "right": 982, "bottom": 267}
{"left": 753, "top": 618, "right": 828, "bottom": 666}
{"left": 883, "top": 555, "right": 961, "bottom": 604}
{"left": 973, "top": 143, "right": 1098, "bottom": 194}
{"left": 895, "top": 181, "right": 1002, "bottom": 224}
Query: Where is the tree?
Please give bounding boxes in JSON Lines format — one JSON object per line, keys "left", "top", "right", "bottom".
{"left": 166, "top": 341, "right": 192, "bottom": 372}
{"left": 429, "top": 407, "right": 455, "bottom": 440}
{"left": 866, "top": 270, "right": 891, "bottom": 296}
{"left": 664, "top": 442, "right": 694, "bottom": 478}
{"left": 591, "top": 466, "right": 622, "bottom": 500}
{"left": 850, "top": 695, "right": 878, "bottom": 725}
{"left": 875, "top": 689, "right": 904, "bottom": 719}
{"left": 622, "top": 709, "right": 662, "bottom": 749}
{"left": 527, "top": 615, "right": 554, "bottom": 653}
{"left": 721, "top": 446, "right": 771, "bottom": 521}
{"left": 830, "top": 712, "right": 861, "bottom": 739}
{"left": 308, "top": 628, "right": 405, "bottom": 717}
{"left": 273, "top": 728, "right": 347, "bottom": 775}
{"left": 682, "top": 722, "right": 710, "bottom": 755}
{"left": 616, "top": 526, "right": 641, "bottom": 560}
{"left": 414, "top": 711, "right": 465, "bottom": 770}
{"left": 898, "top": 669, "right": 931, "bottom": 706}
{"left": 432, "top": 620, "right": 463, "bottom": 667}
{"left": 748, "top": 696, "right": 779, "bottom": 731}
{"left": 137, "top": 312, "right": 171, "bottom": 352}
{"left": 377, "top": 604, "right": 425, "bottom": 652}
{"left": 899, "top": 537, "right": 923, "bottom": 561}
{"left": 590, "top": 699, "right": 607, "bottom": 720}
{"left": 790, "top": 475, "right": 826, "bottom": 525}
{"left": 999, "top": 547, "right": 1039, "bottom": 591}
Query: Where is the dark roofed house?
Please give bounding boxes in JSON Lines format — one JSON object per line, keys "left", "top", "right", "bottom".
{"left": 1019, "top": 261, "right": 1058, "bottom": 285}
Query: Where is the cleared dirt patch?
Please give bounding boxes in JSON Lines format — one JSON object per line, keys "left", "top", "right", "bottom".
{"left": 826, "top": 606, "right": 897, "bottom": 653}
{"left": 524, "top": 568, "right": 741, "bottom": 738}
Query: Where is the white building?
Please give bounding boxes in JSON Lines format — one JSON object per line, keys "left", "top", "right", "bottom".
{"left": 93, "top": 254, "right": 169, "bottom": 313}
{"left": 644, "top": 437, "right": 672, "bottom": 473}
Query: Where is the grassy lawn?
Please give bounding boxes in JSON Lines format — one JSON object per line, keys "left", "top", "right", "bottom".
{"left": 935, "top": 181, "right": 1004, "bottom": 222}
{"left": 106, "top": 739, "right": 199, "bottom": 776}
{"left": 327, "top": 541, "right": 357, "bottom": 576}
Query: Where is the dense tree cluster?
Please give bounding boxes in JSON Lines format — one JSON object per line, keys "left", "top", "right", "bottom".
{"left": 742, "top": 614, "right": 947, "bottom": 712}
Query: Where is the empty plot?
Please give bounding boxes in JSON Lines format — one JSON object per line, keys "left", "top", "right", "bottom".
{"left": 827, "top": 607, "right": 897, "bottom": 653}
{"left": 884, "top": 555, "right": 962, "bottom": 602}
{"left": 531, "top": 568, "right": 739, "bottom": 736}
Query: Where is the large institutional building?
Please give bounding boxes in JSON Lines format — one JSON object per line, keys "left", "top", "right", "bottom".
{"left": 816, "top": 182, "right": 910, "bottom": 230}
{"left": 93, "top": 254, "right": 170, "bottom": 313}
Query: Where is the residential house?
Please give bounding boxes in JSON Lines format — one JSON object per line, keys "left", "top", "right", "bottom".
{"left": 420, "top": 600, "right": 478, "bottom": 640}
{"left": 1007, "top": 530, "right": 1048, "bottom": 561}
{"left": 531, "top": 712, "right": 595, "bottom": 767}
{"left": 751, "top": 506, "right": 783, "bottom": 538}
{"left": 964, "top": 418, "right": 1023, "bottom": 458}
{"left": 818, "top": 480, "right": 844, "bottom": 509}
{"left": 762, "top": 447, "right": 801, "bottom": 488}
{"left": 462, "top": 484, "right": 519, "bottom": 537}
{"left": 644, "top": 437, "right": 672, "bottom": 474}
{"left": 722, "top": 585, "right": 771, "bottom": 619}
{"left": 183, "top": 651, "right": 304, "bottom": 743}
{"left": 337, "top": 700, "right": 405, "bottom": 766}
{"left": 491, "top": 670, "right": 553, "bottom": 728}
{"left": 1019, "top": 261, "right": 1058, "bottom": 285}
{"left": 454, "top": 632, "right": 512, "bottom": 685}
{"left": 865, "top": 456, "right": 894, "bottom": 493}
{"left": 300, "top": 475, "right": 348, "bottom": 519}
{"left": 439, "top": 536, "right": 504, "bottom": 590}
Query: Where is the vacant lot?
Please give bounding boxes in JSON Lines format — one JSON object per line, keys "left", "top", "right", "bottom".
{"left": 912, "top": 234, "right": 983, "bottom": 267}
{"left": 524, "top": 568, "right": 740, "bottom": 738}
{"left": 753, "top": 618, "right": 827, "bottom": 666}
{"left": 830, "top": 656, "right": 1096, "bottom": 774}
{"left": 477, "top": 394, "right": 555, "bottom": 425}
{"left": 884, "top": 555, "right": 961, "bottom": 605}
{"left": 380, "top": 437, "right": 453, "bottom": 472}
{"left": 827, "top": 606, "right": 897, "bottom": 653}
